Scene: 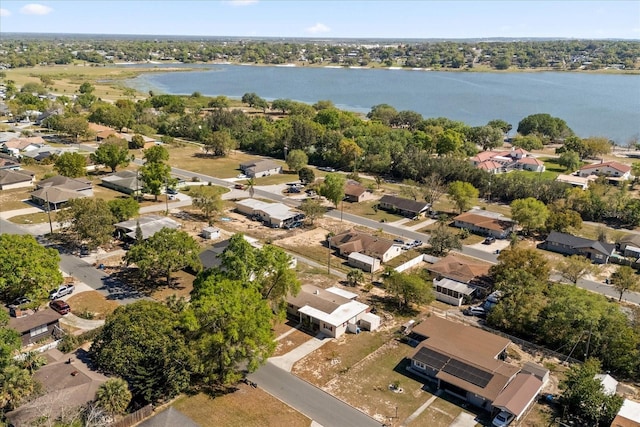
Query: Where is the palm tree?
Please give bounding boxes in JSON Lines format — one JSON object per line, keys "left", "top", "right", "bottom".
{"left": 347, "top": 269, "right": 365, "bottom": 287}
{"left": 246, "top": 177, "right": 256, "bottom": 198}
{"left": 95, "top": 378, "right": 132, "bottom": 415}
{"left": 20, "top": 351, "right": 46, "bottom": 374}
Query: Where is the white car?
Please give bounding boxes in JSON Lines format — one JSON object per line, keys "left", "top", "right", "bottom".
{"left": 492, "top": 411, "right": 515, "bottom": 427}
{"left": 49, "top": 284, "right": 75, "bottom": 300}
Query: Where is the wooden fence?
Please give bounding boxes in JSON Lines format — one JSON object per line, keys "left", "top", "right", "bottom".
{"left": 111, "top": 404, "right": 153, "bottom": 427}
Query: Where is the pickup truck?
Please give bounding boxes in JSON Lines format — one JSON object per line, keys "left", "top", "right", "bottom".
{"left": 49, "top": 284, "right": 75, "bottom": 300}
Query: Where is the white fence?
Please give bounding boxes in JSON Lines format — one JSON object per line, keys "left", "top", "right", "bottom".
{"left": 14, "top": 339, "right": 61, "bottom": 361}
{"left": 394, "top": 254, "right": 428, "bottom": 273}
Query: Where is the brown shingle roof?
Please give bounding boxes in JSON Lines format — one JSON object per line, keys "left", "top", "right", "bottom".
{"left": 580, "top": 161, "right": 631, "bottom": 174}
{"left": 454, "top": 212, "right": 515, "bottom": 232}
{"left": 38, "top": 175, "right": 92, "bottom": 191}
{"left": 427, "top": 253, "right": 491, "bottom": 283}
{"left": 8, "top": 308, "right": 61, "bottom": 334}
{"left": 492, "top": 373, "right": 543, "bottom": 417}
{"left": 344, "top": 183, "right": 366, "bottom": 198}
{"left": 331, "top": 229, "right": 394, "bottom": 260}
{"left": 0, "top": 169, "right": 34, "bottom": 185}
{"left": 378, "top": 195, "right": 429, "bottom": 215}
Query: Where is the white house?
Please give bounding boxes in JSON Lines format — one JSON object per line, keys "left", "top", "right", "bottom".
{"left": 0, "top": 170, "right": 35, "bottom": 190}
{"left": 578, "top": 161, "right": 632, "bottom": 180}
{"left": 433, "top": 277, "right": 476, "bottom": 307}
{"left": 239, "top": 159, "right": 282, "bottom": 178}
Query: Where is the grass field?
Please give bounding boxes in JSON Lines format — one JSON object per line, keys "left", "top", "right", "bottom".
{"left": 164, "top": 145, "right": 276, "bottom": 178}
{"left": 341, "top": 199, "right": 404, "bottom": 223}
{"left": 66, "top": 290, "right": 120, "bottom": 320}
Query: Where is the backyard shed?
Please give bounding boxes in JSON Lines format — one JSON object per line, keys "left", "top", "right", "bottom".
{"left": 201, "top": 226, "right": 220, "bottom": 240}
{"left": 348, "top": 252, "right": 381, "bottom": 272}
{"left": 359, "top": 312, "right": 381, "bottom": 331}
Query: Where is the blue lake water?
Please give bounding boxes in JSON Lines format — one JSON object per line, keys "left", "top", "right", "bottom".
{"left": 125, "top": 63, "right": 640, "bottom": 144}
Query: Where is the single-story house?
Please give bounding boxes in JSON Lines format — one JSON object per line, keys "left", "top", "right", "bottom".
{"left": 8, "top": 308, "right": 63, "bottom": 346}
{"left": 432, "top": 277, "right": 476, "bottom": 306}
{"left": 101, "top": 170, "right": 143, "bottom": 195}
{"left": 330, "top": 229, "right": 402, "bottom": 263}
{"left": 199, "top": 239, "right": 232, "bottom": 270}
{"left": 1, "top": 136, "right": 47, "bottom": 155}
{"left": 453, "top": 209, "right": 516, "bottom": 239}
{"left": 476, "top": 160, "right": 504, "bottom": 174}
{"left": 0, "top": 169, "right": 35, "bottom": 190}
{"left": 114, "top": 215, "right": 181, "bottom": 240}
{"left": 618, "top": 235, "right": 640, "bottom": 259}
{"left": 286, "top": 285, "right": 369, "bottom": 338}
{"left": 426, "top": 253, "right": 491, "bottom": 287}
{"left": 0, "top": 157, "right": 21, "bottom": 171}
{"left": 348, "top": 252, "right": 381, "bottom": 273}
{"left": 514, "top": 156, "right": 545, "bottom": 172}
{"left": 344, "top": 183, "right": 367, "bottom": 202}
{"left": 409, "top": 316, "right": 544, "bottom": 419}
{"left": 30, "top": 176, "right": 93, "bottom": 210}
{"left": 378, "top": 195, "right": 430, "bottom": 218}
{"left": 239, "top": 159, "right": 282, "bottom": 178}
{"left": 611, "top": 399, "right": 640, "bottom": 427}
{"left": 470, "top": 149, "right": 544, "bottom": 174}
{"left": 88, "top": 122, "right": 116, "bottom": 134}
{"left": 236, "top": 199, "right": 302, "bottom": 228}
{"left": 540, "top": 231, "right": 615, "bottom": 264}
{"left": 578, "top": 161, "right": 632, "bottom": 181}
{"left": 555, "top": 173, "right": 596, "bottom": 190}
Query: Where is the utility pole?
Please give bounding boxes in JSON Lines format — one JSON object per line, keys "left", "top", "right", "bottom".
{"left": 164, "top": 177, "right": 169, "bottom": 215}
{"left": 45, "top": 191, "right": 53, "bottom": 234}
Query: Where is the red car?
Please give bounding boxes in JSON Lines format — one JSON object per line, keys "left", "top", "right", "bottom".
{"left": 50, "top": 300, "right": 71, "bottom": 315}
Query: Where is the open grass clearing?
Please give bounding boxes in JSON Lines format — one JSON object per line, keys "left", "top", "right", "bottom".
{"left": 66, "top": 290, "right": 120, "bottom": 320}
{"left": 172, "top": 388, "right": 310, "bottom": 427}
{"left": 9, "top": 211, "right": 57, "bottom": 224}
{"left": 164, "top": 145, "right": 268, "bottom": 178}
{"left": 0, "top": 188, "right": 34, "bottom": 211}
{"left": 341, "top": 200, "right": 405, "bottom": 223}
{"left": 273, "top": 328, "right": 315, "bottom": 357}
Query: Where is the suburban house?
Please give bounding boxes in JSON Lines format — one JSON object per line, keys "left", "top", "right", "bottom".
{"left": 426, "top": 253, "right": 491, "bottom": 288}
{"left": 540, "top": 231, "right": 616, "bottom": 264}
{"left": 286, "top": 285, "right": 372, "bottom": 338}
{"left": 88, "top": 122, "right": 116, "bottom": 134}
{"left": 114, "top": 215, "right": 181, "bottom": 241}
{"left": 0, "top": 156, "right": 21, "bottom": 171}
{"left": 8, "top": 308, "right": 63, "bottom": 346}
{"left": 378, "top": 195, "right": 430, "bottom": 218}
{"left": 612, "top": 399, "right": 640, "bottom": 427}
{"left": 453, "top": 209, "right": 516, "bottom": 239}
{"left": 344, "top": 182, "right": 368, "bottom": 202}
{"left": 1, "top": 136, "right": 47, "bottom": 156}
{"left": 408, "top": 316, "right": 544, "bottom": 420}
{"left": 100, "top": 170, "right": 143, "bottom": 195}
{"left": 236, "top": 199, "right": 302, "bottom": 228}
{"left": 0, "top": 169, "right": 35, "bottom": 190}
{"left": 578, "top": 161, "right": 632, "bottom": 182}
{"left": 97, "top": 130, "right": 156, "bottom": 147}
{"left": 470, "top": 148, "right": 545, "bottom": 173}
{"left": 555, "top": 173, "right": 596, "bottom": 190}
{"left": 618, "top": 234, "right": 640, "bottom": 259}
{"left": 30, "top": 176, "right": 93, "bottom": 210}
{"left": 330, "top": 229, "right": 402, "bottom": 263}
{"left": 239, "top": 159, "right": 282, "bottom": 178}
{"left": 432, "top": 278, "right": 476, "bottom": 307}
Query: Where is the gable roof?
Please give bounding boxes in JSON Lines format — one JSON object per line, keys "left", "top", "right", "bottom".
{"left": 38, "top": 175, "right": 92, "bottom": 191}
{"left": 287, "top": 285, "right": 369, "bottom": 327}
{"left": 612, "top": 399, "right": 640, "bottom": 427}
{"left": 8, "top": 308, "right": 62, "bottom": 334}
{"left": 378, "top": 195, "right": 430, "bottom": 214}
{"left": 476, "top": 160, "right": 503, "bottom": 171}
{"left": 240, "top": 159, "right": 281, "bottom": 174}
{"left": 114, "top": 215, "right": 181, "bottom": 239}
{"left": 454, "top": 211, "right": 515, "bottom": 232}
{"left": 427, "top": 253, "right": 491, "bottom": 284}
{"left": 492, "top": 373, "right": 543, "bottom": 417}
{"left": 0, "top": 169, "right": 34, "bottom": 185}
{"left": 101, "top": 170, "right": 143, "bottom": 192}
{"left": 580, "top": 161, "right": 631, "bottom": 174}
{"left": 331, "top": 229, "right": 395, "bottom": 259}
{"left": 138, "top": 407, "right": 199, "bottom": 427}
{"left": 344, "top": 183, "right": 366, "bottom": 198}
{"left": 620, "top": 234, "right": 640, "bottom": 248}
{"left": 516, "top": 157, "right": 544, "bottom": 166}
{"left": 31, "top": 186, "right": 86, "bottom": 204}
{"left": 4, "top": 136, "right": 46, "bottom": 150}
{"left": 545, "top": 231, "right": 615, "bottom": 256}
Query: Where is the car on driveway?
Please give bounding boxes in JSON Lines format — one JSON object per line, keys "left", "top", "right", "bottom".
{"left": 234, "top": 183, "right": 246, "bottom": 190}
{"left": 8, "top": 296, "right": 31, "bottom": 308}
{"left": 483, "top": 236, "right": 496, "bottom": 245}
{"left": 49, "top": 284, "right": 75, "bottom": 300}
{"left": 492, "top": 410, "right": 515, "bottom": 427}
{"left": 463, "top": 306, "right": 486, "bottom": 318}
{"left": 50, "top": 300, "right": 71, "bottom": 315}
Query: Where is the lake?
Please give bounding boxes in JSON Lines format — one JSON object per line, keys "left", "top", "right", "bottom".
{"left": 125, "top": 64, "right": 640, "bottom": 144}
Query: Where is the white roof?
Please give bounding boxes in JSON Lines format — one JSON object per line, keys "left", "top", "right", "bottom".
{"left": 259, "top": 203, "right": 297, "bottom": 221}
{"left": 236, "top": 198, "right": 270, "bottom": 210}
{"left": 466, "top": 208, "right": 511, "bottom": 222}
{"left": 595, "top": 373, "right": 618, "bottom": 396}
{"left": 618, "top": 399, "right": 640, "bottom": 423}
{"left": 326, "top": 286, "right": 359, "bottom": 300}
{"left": 433, "top": 278, "right": 476, "bottom": 296}
{"left": 298, "top": 299, "right": 369, "bottom": 328}
{"left": 361, "top": 312, "right": 381, "bottom": 323}
{"left": 348, "top": 252, "right": 377, "bottom": 264}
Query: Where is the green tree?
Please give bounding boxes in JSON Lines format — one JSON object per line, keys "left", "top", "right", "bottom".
{"left": 129, "top": 134, "right": 145, "bottom": 149}
{"left": 79, "top": 82, "right": 95, "bottom": 94}
{"left": 511, "top": 197, "right": 549, "bottom": 234}
{"left": 610, "top": 265, "right": 640, "bottom": 302}
{"left": 298, "top": 166, "right": 315, "bottom": 185}
{"left": 447, "top": 181, "right": 479, "bottom": 213}
{"left": 256, "top": 245, "right": 301, "bottom": 318}
{"left": 517, "top": 113, "right": 573, "bottom": 141}
{"left": 470, "top": 125, "right": 504, "bottom": 150}
{"left": 286, "top": 149, "right": 308, "bottom": 172}
{"left": 347, "top": 269, "right": 365, "bottom": 287}
{"left": 560, "top": 358, "right": 623, "bottom": 427}
{"left": 511, "top": 134, "right": 544, "bottom": 151}
{"left": 557, "top": 255, "right": 595, "bottom": 284}
{"left": 203, "top": 131, "right": 237, "bottom": 157}
{"left": 143, "top": 145, "right": 169, "bottom": 164}
{"left": 53, "top": 152, "right": 87, "bottom": 178}
{"left": 298, "top": 198, "right": 326, "bottom": 225}
{"left": 546, "top": 204, "right": 582, "bottom": 233}
{"left": 90, "top": 301, "right": 193, "bottom": 404}
{"left": 490, "top": 246, "right": 551, "bottom": 283}
{"left": 125, "top": 228, "right": 202, "bottom": 286}
{"left": 246, "top": 177, "right": 256, "bottom": 198}
{"left": 90, "top": 138, "right": 131, "bottom": 173}
{"left": 271, "top": 99, "right": 294, "bottom": 114}
{"left": 218, "top": 233, "right": 257, "bottom": 281}
{"left": 58, "top": 198, "right": 116, "bottom": 249}
{"left": 428, "top": 222, "right": 462, "bottom": 255}
{"left": 384, "top": 272, "right": 433, "bottom": 310}
{"left": 487, "top": 119, "right": 512, "bottom": 135}
{"left": 0, "top": 234, "right": 63, "bottom": 303}
{"left": 95, "top": 378, "right": 132, "bottom": 415}
{"left": 107, "top": 197, "right": 140, "bottom": 222}
{"left": 139, "top": 161, "right": 171, "bottom": 201}
{"left": 191, "top": 187, "right": 223, "bottom": 225}
{"left": 185, "top": 271, "right": 276, "bottom": 386}
{"left": 558, "top": 150, "right": 581, "bottom": 171}
{"left": 319, "top": 173, "right": 346, "bottom": 208}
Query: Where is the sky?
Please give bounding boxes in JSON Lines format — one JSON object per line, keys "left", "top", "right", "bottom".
{"left": 0, "top": 1, "right": 639, "bottom": 40}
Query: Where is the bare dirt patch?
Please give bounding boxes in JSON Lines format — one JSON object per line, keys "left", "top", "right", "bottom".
{"left": 66, "top": 290, "right": 120, "bottom": 320}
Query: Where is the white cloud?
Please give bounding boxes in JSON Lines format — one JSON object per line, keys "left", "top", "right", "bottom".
{"left": 306, "top": 23, "right": 331, "bottom": 34}
{"left": 0, "top": 8, "right": 11, "bottom": 17}
{"left": 227, "top": 0, "right": 258, "bottom": 6}
{"left": 20, "top": 3, "right": 53, "bottom": 15}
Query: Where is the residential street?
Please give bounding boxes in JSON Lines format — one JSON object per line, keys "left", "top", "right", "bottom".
{"left": 247, "top": 361, "right": 382, "bottom": 427}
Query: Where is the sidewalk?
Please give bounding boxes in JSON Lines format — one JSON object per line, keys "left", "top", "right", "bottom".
{"left": 0, "top": 206, "right": 42, "bottom": 219}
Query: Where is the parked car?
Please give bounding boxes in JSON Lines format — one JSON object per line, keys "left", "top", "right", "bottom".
{"left": 49, "top": 284, "right": 75, "bottom": 300}
{"left": 393, "top": 239, "right": 405, "bottom": 245}
{"left": 80, "top": 246, "right": 90, "bottom": 257}
{"left": 318, "top": 166, "right": 336, "bottom": 172}
{"left": 492, "top": 410, "right": 515, "bottom": 427}
{"left": 234, "top": 183, "right": 246, "bottom": 190}
{"left": 50, "top": 300, "right": 71, "bottom": 315}
{"left": 411, "top": 240, "right": 423, "bottom": 247}
{"left": 463, "top": 306, "right": 486, "bottom": 318}
{"left": 8, "top": 296, "right": 31, "bottom": 308}
{"left": 166, "top": 188, "right": 178, "bottom": 195}
{"left": 483, "top": 236, "right": 496, "bottom": 245}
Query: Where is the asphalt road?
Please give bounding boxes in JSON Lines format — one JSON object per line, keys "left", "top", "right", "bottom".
{"left": 247, "top": 362, "right": 382, "bottom": 427}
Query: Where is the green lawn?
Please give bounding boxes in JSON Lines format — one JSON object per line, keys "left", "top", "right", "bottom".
{"left": 341, "top": 199, "right": 405, "bottom": 223}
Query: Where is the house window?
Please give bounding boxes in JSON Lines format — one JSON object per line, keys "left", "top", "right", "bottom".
{"left": 414, "top": 361, "right": 426, "bottom": 369}
{"left": 323, "top": 323, "right": 333, "bottom": 331}
{"left": 30, "top": 324, "right": 48, "bottom": 337}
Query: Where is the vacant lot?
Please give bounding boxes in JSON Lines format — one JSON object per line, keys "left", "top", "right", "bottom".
{"left": 172, "top": 388, "right": 310, "bottom": 427}
{"left": 66, "top": 290, "right": 120, "bottom": 320}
